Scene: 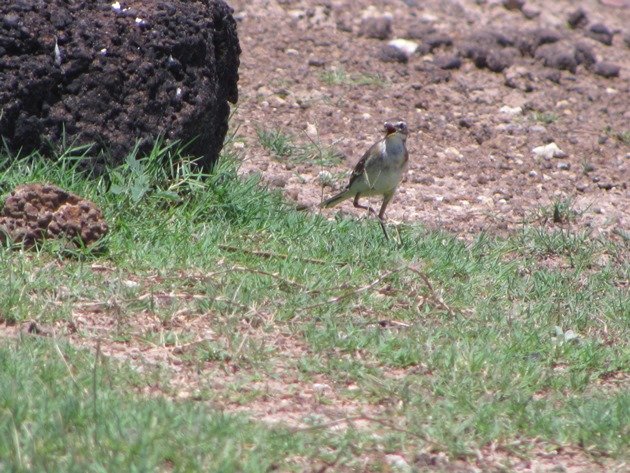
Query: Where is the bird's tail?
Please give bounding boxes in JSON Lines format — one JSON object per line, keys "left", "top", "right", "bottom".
{"left": 320, "top": 189, "right": 353, "bottom": 208}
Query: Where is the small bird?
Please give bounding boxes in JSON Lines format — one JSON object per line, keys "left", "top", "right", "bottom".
{"left": 321, "top": 119, "right": 409, "bottom": 235}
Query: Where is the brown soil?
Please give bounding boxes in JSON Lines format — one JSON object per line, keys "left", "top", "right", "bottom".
{"left": 230, "top": 0, "right": 629, "bottom": 237}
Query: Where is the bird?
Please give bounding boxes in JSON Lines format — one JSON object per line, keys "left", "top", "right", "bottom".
{"left": 321, "top": 119, "right": 409, "bottom": 236}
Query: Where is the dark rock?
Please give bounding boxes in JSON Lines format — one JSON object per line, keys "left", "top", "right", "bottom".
{"left": 0, "top": 184, "right": 108, "bottom": 248}
{"left": 503, "top": 0, "right": 525, "bottom": 11}
{"left": 434, "top": 54, "right": 461, "bottom": 69}
{"left": 545, "top": 70, "right": 561, "bottom": 83}
{"left": 0, "top": 0, "right": 240, "bottom": 171}
{"left": 406, "top": 23, "right": 437, "bottom": 40}
{"left": 535, "top": 44, "right": 577, "bottom": 73}
{"left": 359, "top": 15, "right": 392, "bottom": 40}
{"left": 567, "top": 8, "right": 588, "bottom": 29}
{"left": 486, "top": 48, "right": 515, "bottom": 72}
{"left": 424, "top": 33, "right": 453, "bottom": 51}
{"left": 575, "top": 42, "right": 596, "bottom": 67}
{"left": 522, "top": 6, "right": 541, "bottom": 19}
{"left": 414, "top": 63, "right": 451, "bottom": 83}
{"left": 518, "top": 28, "right": 562, "bottom": 56}
{"left": 504, "top": 66, "right": 535, "bottom": 91}
{"left": 587, "top": 23, "right": 613, "bottom": 45}
{"left": 458, "top": 117, "right": 473, "bottom": 128}
{"left": 592, "top": 62, "right": 620, "bottom": 78}
{"left": 378, "top": 44, "right": 409, "bottom": 63}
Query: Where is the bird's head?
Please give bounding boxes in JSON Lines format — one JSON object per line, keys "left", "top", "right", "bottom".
{"left": 384, "top": 120, "right": 408, "bottom": 139}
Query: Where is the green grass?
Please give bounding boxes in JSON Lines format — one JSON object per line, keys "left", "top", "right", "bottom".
{"left": 257, "top": 128, "right": 343, "bottom": 166}
{"left": 0, "top": 144, "right": 628, "bottom": 470}
{"left": 531, "top": 111, "right": 559, "bottom": 124}
{"left": 319, "top": 67, "right": 387, "bottom": 87}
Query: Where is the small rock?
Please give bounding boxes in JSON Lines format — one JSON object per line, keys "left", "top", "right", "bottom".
{"left": 574, "top": 42, "right": 596, "bottom": 67}
{"left": 308, "top": 57, "right": 326, "bottom": 67}
{"left": 587, "top": 23, "right": 613, "bottom": 45}
{"left": 434, "top": 54, "right": 461, "bottom": 69}
{"left": 518, "top": 28, "right": 562, "bottom": 56}
{"left": 503, "top": 0, "right": 525, "bottom": 11}
{"left": 406, "top": 23, "right": 436, "bottom": 40}
{"left": 500, "top": 105, "right": 523, "bottom": 116}
{"left": 535, "top": 44, "right": 577, "bottom": 73}
{"left": 522, "top": 5, "right": 541, "bottom": 19}
{"left": 458, "top": 117, "right": 473, "bottom": 128}
{"left": 424, "top": 33, "right": 453, "bottom": 51}
{"left": 597, "top": 182, "right": 614, "bottom": 190}
{"left": 532, "top": 142, "right": 567, "bottom": 160}
{"left": 557, "top": 162, "right": 571, "bottom": 170}
{"left": 388, "top": 38, "right": 418, "bottom": 56}
{"left": 359, "top": 14, "right": 392, "bottom": 40}
{"left": 592, "top": 62, "right": 620, "bottom": 78}
{"left": 528, "top": 170, "right": 538, "bottom": 177}
{"left": 576, "top": 183, "right": 588, "bottom": 192}
{"left": 269, "top": 175, "right": 287, "bottom": 188}
{"left": 385, "top": 454, "right": 411, "bottom": 472}
{"left": 486, "top": 48, "right": 514, "bottom": 72}
{"left": 379, "top": 44, "right": 409, "bottom": 63}
{"left": 504, "top": 65, "right": 534, "bottom": 91}
{"left": 567, "top": 8, "right": 588, "bottom": 29}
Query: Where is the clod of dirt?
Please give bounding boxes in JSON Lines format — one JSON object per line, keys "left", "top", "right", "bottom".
{"left": 359, "top": 14, "right": 392, "bottom": 40}
{"left": 592, "top": 61, "right": 621, "bottom": 78}
{"left": 535, "top": 43, "right": 578, "bottom": 73}
{"left": 0, "top": 0, "right": 240, "bottom": 172}
{"left": 379, "top": 44, "right": 410, "bottom": 63}
{"left": 587, "top": 23, "right": 614, "bottom": 45}
{"left": 0, "top": 184, "right": 108, "bottom": 248}
{"left": 567, "top": 8, "right": 588, "bottom": 29}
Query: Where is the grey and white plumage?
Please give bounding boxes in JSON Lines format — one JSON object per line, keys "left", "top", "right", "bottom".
{"left": 321, "top": 120, "right": 409, "bottom": 221}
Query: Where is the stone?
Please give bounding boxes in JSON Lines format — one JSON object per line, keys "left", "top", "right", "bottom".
{"left": 434, "top": 54, "right": 461, "bottom": 69}
{"left": 567, "top": 8, "right": 588, "bottom": 29}
{"left": 0, "top": 184, "right": 108, "bottom": 248}
{"left": 359, "top": 14, "right": 392, "bottom": 40}
{"left": 532, "top": 142, "right": 567, "bottom": 160}
{"left": 387, "top": 39, "right": 419, "bottom": 57}
{"left": 424, "top": 33, "right": 453, "bottom": 51}
{"left": 0, "top": 0, "right": 240, "bottom": 172}
{"left": 503, "top": 0, "right": 525, "bottom": 11}
{"left": 406, "top": 23, "right": 437, "bottom": 40}
{"left": 587, "top": 23, "right": 613, "bottom": 45}
{"left": 379, "top": 44, "right": 409, "bottom": 63}
{"left": 504, "top": 65, "right": 535, "bottom": 91}
{"left": 574, "top": 42, "right": 596, "bottom": 67}
{"left": 592, "top": 62, "right": 621, "bottom": 78}
{"left": 535, "top": 44, "right": 577, "bottom": 73}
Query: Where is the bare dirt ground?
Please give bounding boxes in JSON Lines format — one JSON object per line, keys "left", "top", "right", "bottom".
{"left": 230, "top": 0, "right": 629, "bottom": 238}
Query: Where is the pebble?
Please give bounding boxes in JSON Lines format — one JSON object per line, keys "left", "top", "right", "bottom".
{"left": 557, "top": 162, "right": 570, "bottom": 170}
{"left": 359, "top": 14, "right": 393, "bottom": 40}
{"left": 576, "top": 183, "right": 588, "bottom": 192}
{"left": 567, "top": 8, "right": 588, "bottom": 29}
{"left": 434, "top": 54, "right": 461, "bottom": 70}
{"left": 535, "top": 44, "right": 577, "bottom": 73}
{"left": 592, "top": 62, "right": 621, "bottom": 78}
{"left": 522, "top": 5, "right": 541, "bottom": 19}
{"left": 528, "top": 170, "right": 538, "bottom": 177}
{"left": 500, "top": 105, "right": 523, "bottom": 115}
{"left": 574, "top": 42, "right": 596, "bottom": 67}
{"left": 532, "top": 142, "right": 567, "bottom": 160}
{"left": 587, "top": 23, "right": 613, "bottom": 46}
{"left": 379, "top": 44, "right": 409, "bottom": 63}
{"left": 308, "top": 57, "right": 326, "bottom": 67}
{"left": 503, "top": 0, "right": 525, "bottom": 11}
{"left": 387, "top": 38, "right": 419, "bottom": 57}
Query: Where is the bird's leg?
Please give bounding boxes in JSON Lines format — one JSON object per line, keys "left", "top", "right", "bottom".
{"left": 353, "top": 194, "right": 376, "bottom": 215}
{"left": 378, "top": 193, "right": 394, "bottom": 241}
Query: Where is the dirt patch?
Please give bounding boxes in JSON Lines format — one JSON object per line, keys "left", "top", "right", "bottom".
{"left": 229, "top": 0, "right": 629, "bottom": 238}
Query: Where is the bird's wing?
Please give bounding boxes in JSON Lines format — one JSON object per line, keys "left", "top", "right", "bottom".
{"left": 347, "top": 139, "right": 382, "bottom": 189}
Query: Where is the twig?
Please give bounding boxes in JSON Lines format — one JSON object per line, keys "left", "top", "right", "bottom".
{"left": 219, "top": 244, "right": 342, "bottom": 266}
{"left": 292, "top": 414, "right": 439, "bottom": 446}
{"left": 297, "top": 269, "right": 402, "bottom": 312}
{"left": 406, "top": 265, "right": 455, "bottom": 317}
